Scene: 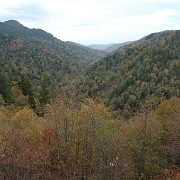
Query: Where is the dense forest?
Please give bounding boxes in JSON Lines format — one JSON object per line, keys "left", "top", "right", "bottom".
{"left": 0, "top": 92, "right": 179, "bottom": 179}
{"left": 0, "top": 20, "right": 180, "bottom": 179}
{"left": 0, "top": 20, "right": 105, "bottom": 85}
{"left": 76, "top": 30, "right": 180, "bottom": 118}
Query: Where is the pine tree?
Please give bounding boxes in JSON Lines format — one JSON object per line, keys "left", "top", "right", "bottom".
{"left": 0, "top": 71, "right": 13, "bottom": 104}
{"left": 19, "top": 75, "right": 35, "bottom": 109}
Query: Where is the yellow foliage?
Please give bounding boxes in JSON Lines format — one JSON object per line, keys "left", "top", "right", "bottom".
{"left": 11, "top": 84, "right": 23, "bottom": 97}
{"left": 11, "top": 107, "right": 38, "bottom": 128}
{"left": 9, "top": 107, "right": 45, "bottom": 141}
{"left": 0, "top": 106, "right": 9, "bottom": 122}
{"left": 14, "top": 95, "right": 29, "bottom": 106}
{"left": 22, "top": 120, "right": 43, "bottom": 141}
{"left": 156, "top": 97, "right": 180, "bottom": 128}
{"left": 0, "top": 94, "right": 5, "bottom": 105}
{"left": 0, "top": 111, "right": 7, "bottom": 122}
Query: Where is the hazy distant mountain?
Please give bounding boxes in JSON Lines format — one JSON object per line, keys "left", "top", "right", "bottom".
{"left": 104, "top": 41, "right": 133, "bottom": 52}
{"left": 88, "top": 44, "right": 113, "bottom": 51}
{"left": 88, "top": 41, "right": 133, "bottom": 52}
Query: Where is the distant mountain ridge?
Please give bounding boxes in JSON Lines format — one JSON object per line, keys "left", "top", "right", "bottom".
{"left": 88, "top": 41, "right": 133, "bottom": 52}
{"left": 104, "top": 41, "right": 133, "bottom": 52}
{"left": 88, "top": 44, "right": 113, "bottom": 51}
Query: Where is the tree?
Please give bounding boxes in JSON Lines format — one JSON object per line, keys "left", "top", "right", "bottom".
{"left": 19, "top": 75, "right": 33, "bottom": 97}
{"left": 39, "top": 79, "right": 50, "bottom": 105}
{"left": 19, "top": 75, "right": 35, "bottom": 109}
{"left": 0, "top": 71, "right": 13, "bottom": 104}
{"left": 156, "top": 97, "right": 180, "bottom": 166}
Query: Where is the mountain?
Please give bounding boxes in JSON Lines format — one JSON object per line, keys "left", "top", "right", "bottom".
{"left": 88, "top": 44, "right": 113, "bottom": 51}
{"left": 0, "top": 20, "right": 105, "bottom": 85}
{"left": 1, "top": 21, "right": 179, "bottom": 116}
{"left": 104, "top": 41, "right": 133, "bottom": 52}
{"left": 88, "top": 41, "right": 133, "bottom": 52}
{"left": 0, "top": 22, "right": 179, "bottom": 180}
{"left": 0, "top": 20, "right": 55, "bottom": 41}
{"left": 76, "top": 30, "right": 180, "bottom": 118}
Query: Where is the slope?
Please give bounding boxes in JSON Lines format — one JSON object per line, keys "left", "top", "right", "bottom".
{"left": 88, "top": 44, "right": 113, "bottom": 51}
{"left": 104, "top": 41, "right": 133, "bottom": 52}
{"left": 77, "top": 30, "right": 180, "bottom": 117}
{"left": 0, "top": 20, "right": 105, "bottom": 85}
{"left": 88, "top": 41, "right": 133, "bottom": 52}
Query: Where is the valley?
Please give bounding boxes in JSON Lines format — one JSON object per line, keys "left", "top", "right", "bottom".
{"left": 0, "top": 20, "right": 180, "bottom": 179}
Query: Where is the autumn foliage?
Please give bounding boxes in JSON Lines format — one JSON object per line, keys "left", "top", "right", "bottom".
{"left": 0, "top": 97, "right": 180, "bottom": 179}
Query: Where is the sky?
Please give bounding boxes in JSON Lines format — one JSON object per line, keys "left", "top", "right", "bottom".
{"left": 0, "top": 0, "right": 180, "bottom": 45}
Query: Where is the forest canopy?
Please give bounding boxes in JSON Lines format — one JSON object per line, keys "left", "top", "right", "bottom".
{"left": 0, "top": 21, "right": 179, "bottom": 179}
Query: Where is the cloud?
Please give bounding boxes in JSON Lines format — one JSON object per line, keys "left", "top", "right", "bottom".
{"left": 0, "top": 0, "right": 179, "bottom": 44}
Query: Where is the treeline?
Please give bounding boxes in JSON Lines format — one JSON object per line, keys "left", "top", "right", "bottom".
{"left": 0, "top": 95, "right": 179, "bottom": 179}
{"left": 76, "top": 30, "right": 180, "bottom": 118}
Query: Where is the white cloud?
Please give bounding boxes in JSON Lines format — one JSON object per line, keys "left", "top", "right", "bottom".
{"left": 0, "top": 0, "right": 179, "bottom": 44}
{"left": 43, "top": 0, "right": 106, "bottom": 17}
{"left": 1, "top": 0, "right": 23, "bottom": 7}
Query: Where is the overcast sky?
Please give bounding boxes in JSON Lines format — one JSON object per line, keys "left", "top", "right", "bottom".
{"left": 0, "top": 0, "right": 180, "bottom": 45}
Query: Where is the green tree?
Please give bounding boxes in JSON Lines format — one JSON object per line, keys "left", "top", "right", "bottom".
{"left": 0, "top": 71, "right": 13, "bottom": 104}
{"left": 39, "top": 79, "right": 50, "bottom": 105}
{"left": 19, "top": 75, "right": 35, "bottom": 109}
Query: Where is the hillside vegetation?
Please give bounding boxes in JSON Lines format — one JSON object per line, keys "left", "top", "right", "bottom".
{"left": 0, "top": 94, "right": 180, "bottom": 179}
{"left": 0, "top": 20, "right": 105, "bottom": 115}
{"left": 88, "top": 41, "right": 132, "bottom": 52}
{"left": 104, "top": 41, "right": 133, "bottom": 52}
{"left": 0, "top": 20, "right": 105, "bottom": 86}
{"left": 77, "top": 30, "right": 180, "bottom": 118}
{"left": 0, "top": 21, "right": 180, "bottom": 179}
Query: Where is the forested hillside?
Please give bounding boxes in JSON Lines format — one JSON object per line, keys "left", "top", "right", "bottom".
{"left": 88, "top": 41, "right": 132, "bottom": 52}
{"left": 0, "top": 21, "right": 180, "bottom": 179}
{"left": 77, "top": 30, "right": 180, "bottom": 118}
{"left": 0, "top": 20, "right": 105, "bottom": 115}
{"left": 0, "top": 20, "right": 105, "bottom": 85}
{"left": 0, "top": 94, "right": 180, "bottom": 179}
{"left": 104, "top": 41, "right": 133, "bottom": 52}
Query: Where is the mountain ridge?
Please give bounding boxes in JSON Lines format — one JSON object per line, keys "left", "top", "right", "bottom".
{"left": 88, "top": 41, "right": 133, "bottom": 52}
{"left": 0, "top": 20, "right": 106, "bottom": 86}
{"left": 2, "top": 20, "right": 58, "bottom": 41}
{"left": 0, "top": 20, "right": 105, "bottom": 63}
{"left": 76, "top": 30, "right": 180, "bottom": 118}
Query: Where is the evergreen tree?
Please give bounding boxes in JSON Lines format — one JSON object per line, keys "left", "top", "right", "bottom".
{"left": 0, "top": 71, "right": 13, "bottom": 104}
{"left": 19, "top": 75, "right": 35, "bottom": 109}
{"left": 39, "top": 78, "right": 50, "bottom": 105}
